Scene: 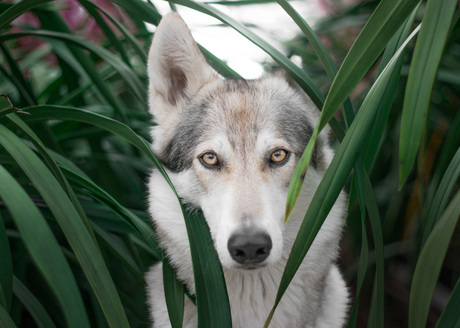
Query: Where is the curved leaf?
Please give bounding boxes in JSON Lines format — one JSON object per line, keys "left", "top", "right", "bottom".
{"left": 0, "top": 164, "right": 90, "bottom": 328}
{"left": 0, "top": 211, "right": 12, "bottom": 310}
{"left": 0, "top": 0, "right": 52, "bottom": 30}
{"left": 422, "top": 147, "right": 460, "bottom": 246}
{"left": 409, "top": 190, "right": 460, "bottom": 328}
{"left": 0, "top": 31, "right": 145, "bottom": 104}
{"left": 436, "top": 277, "right": 460, "bottom": 328}
{"left": 399, "top": 0, "right": 457, "bottom": 187}
{"left": 12, "top": 277, "right": 58, "bottom": 328}
{"left": 319, "top": 0, "right": 420, "bottom": 132}
{"left": 0, "top": 125, "right": 130, "bottom": 328}
{"left": 0, "top": 303, "right": 16, "bottom": 328}
{"left": 285, "top": 0, "right": 420, "bottom": 218}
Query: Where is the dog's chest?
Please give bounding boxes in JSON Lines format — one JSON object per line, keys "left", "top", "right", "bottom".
{"left": 223, "top": 270, "right": 320, "bottom": 328}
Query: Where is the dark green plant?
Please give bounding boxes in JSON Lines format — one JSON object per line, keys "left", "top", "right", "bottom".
{"left": 0, "top": 0, "right": 459, "bottom": 328}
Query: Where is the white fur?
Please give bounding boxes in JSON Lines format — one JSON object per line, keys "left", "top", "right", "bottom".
{"left": 146, "top": 13, "right": 349, "bottom": 327}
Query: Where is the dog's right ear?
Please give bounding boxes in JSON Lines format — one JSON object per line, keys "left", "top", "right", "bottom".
{"left": 147, "top": 13, "right": 216, "bottom": 123}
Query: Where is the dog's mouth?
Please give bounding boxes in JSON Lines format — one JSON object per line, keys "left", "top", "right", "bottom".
{"left": 231, "top": 262, "right": 269, "bottom": 271}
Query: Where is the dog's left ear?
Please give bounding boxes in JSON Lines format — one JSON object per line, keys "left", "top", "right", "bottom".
{"left": 147, "top": 13, "right": 216, "bottom": 121}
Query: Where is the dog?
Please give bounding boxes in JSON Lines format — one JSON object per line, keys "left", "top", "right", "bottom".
{"left": 145, "top": 13, "right": 349, "bottom": 328}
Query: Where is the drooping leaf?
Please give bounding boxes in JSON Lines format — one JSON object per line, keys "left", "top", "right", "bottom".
{"left": 399, "top": 0, "right": 457, "bottom": 188}
{"left": 285, "top": 0, "right": 421, "bottom": 217}
{"left": 0, "top": 125, "right": 130, "bottom": 328}
{"left": 0, "top": 164, "right": 90, "bottom": 328}
{"left": 409, "top": 191, "right": 460, "bottom": 328}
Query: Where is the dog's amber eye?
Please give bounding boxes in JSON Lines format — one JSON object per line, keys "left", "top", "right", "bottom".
{"left": 271, "top": 149, "right": 288, "bottom": 164}
{"left": 200, "top": 152, "right": 219, "bottom": 167}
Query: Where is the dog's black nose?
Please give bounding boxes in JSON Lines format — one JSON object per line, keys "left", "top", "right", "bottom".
{"left": 228, "top": 230, "right": 272, "bottom": 265}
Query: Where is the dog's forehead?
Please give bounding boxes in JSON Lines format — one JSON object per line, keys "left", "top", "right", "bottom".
{"left": 198, "top": 78, "right": 315, "bottom": 152}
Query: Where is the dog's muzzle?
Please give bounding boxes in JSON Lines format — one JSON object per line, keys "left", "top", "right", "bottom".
{"left": 227, "top": 229, "right": 272, "bottom": 268}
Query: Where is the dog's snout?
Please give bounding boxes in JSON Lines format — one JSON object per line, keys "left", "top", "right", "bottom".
{"left": 228, "top": 230, "right": 272, "bottom": 265}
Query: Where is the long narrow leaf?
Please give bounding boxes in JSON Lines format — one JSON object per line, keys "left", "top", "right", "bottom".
{"left": 0, "top": 303, "right": 16, "bottom": 328}
{"left": 81, "top": 0, "right": 147, "bottom": 63}
{"left": 436, "top": 277, "right": 460, "bottom": 328}
{"left": 421, "top": 147, "right": 460, "bottom": 246}
{"left": 12, "top": 277, "right": 57, "bottom": 328}
{"left": 0, "top": 0, "right": 52, "bottom": 30}
{"left": 6, "top": 113, "right": 100, "bottom": 249}
{"left": 0, "top": 211, "right": 12, "bottom": 311}
{"left": 363, "top": 171, "right": 385, "bottom": 328}
{"left": 0, "top": 31, "right": 145, "bottom": 105}
{"left": 319, "top": 0, "right": 420, "bottom": 131}
{"left": 163, "top": 261, "right": 185, "bottom": 328}
{"left": 285, "top": 0, "right": 420, "bottom": 218}
{"left": 409, "top": 190, "right": 460, "bottom": 328}
{"left": 348, "top": 7, "right": 419, "bottom": 212}
{"left": 0, "top": 126, "right": 130, "bottom": 328}
{"left": 185, "top": 211, "right": 232, "bottom": 328}
{"left": 0, "top": 164, "right": 90, "bottom": 328}
{"left": 399, "top": 0, "right": 457, "bottom": 187}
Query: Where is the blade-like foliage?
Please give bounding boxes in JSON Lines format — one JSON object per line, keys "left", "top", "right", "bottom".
{"left": 285, "top": 0, "right": 421, "bottom": 218}
{"left": 409, "top": 191, "right": 460, "bottom": 328}
{"left": 0, "top": 163, "right": 90, "bottom": 328}
{"left": 0, "top": 0, "right": 52, "bottom": 30}
{"left": 399, "top": 0, "right": 458, "bottom": 187}
{"left": 0, "top": 125, "right": 130, "bottom": 328}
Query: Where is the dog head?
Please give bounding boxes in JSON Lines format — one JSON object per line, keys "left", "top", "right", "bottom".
{"left": 148, "top": 13, "right": 333, "bottom": 270}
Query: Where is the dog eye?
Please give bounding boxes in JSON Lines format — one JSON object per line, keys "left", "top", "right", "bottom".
{"left": 270, "top": 149, "right": 289, "bottom": 164}
{"left": 200, "top": 152, "right": 219, "bottom": 167}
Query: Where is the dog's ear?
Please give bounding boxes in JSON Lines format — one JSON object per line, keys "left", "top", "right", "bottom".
{"left": 147, "top": 13, "right": 216, "bottom": 120}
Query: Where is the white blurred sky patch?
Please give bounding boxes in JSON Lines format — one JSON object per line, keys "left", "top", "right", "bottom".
{"left": 151, "top": 1, "right": 326, "bottom": 79}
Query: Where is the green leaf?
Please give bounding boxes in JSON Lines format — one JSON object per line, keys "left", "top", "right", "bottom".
{"left": 60, "top": 165, "right": 162, "bottom": 260}
{"left": 12, "top": 277, "right": 57, "bottom": 328}
{"left": 285, "top": 0, "right": 420, "bottom": 218}
{"left": 348, "top": 5, "right": 419, "bottom": 213}
{"left": 399, "top": 0, "right": 457, "bottom": 188}
{"left": 6, "top": 113, "right": 100, "bottom": 250}
{"left": 0, "top": 302, "right": 16, "bottom": 328}
{"left": 346, "top": 162, "right": 369, "bottom": 328}
{"left": 185, "top": 211, "right": 232, "bottom": 328}
{"left": 436, "top": 277, "right": 460, "bottom": 328}
{"left": 409, "top": 190, "right": 460, "bottom": 328}
{"left": 0, "top": 0, "right": 52, "bottom": 30}
{"left": 319, "top": 0, "right": 420, "bottom": 132}
{"left": 0, "top": 164, "right": 90, "bottom": 328}
{"left": 421, "top": 147, "right": 460, "bottom": 246}
{"left": 0, "top": 126, "right": 130, "bottom": 328}
{"left": 0, "top": 30, "right": 145, "bottom": 105}
{"left": 362, "top": 171, "right": 385, "bottom": 328}
{"left": 0, "top": 211, "right": 12, "bottom": 311}
{"left": 111, "top": 0, "right": 161, "bottom": 26}
{"left": 80, "top": 0, "right": 147, "bottom": 63}
{"left": 163, "top": 261, "right": 185, "bottom": 328}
